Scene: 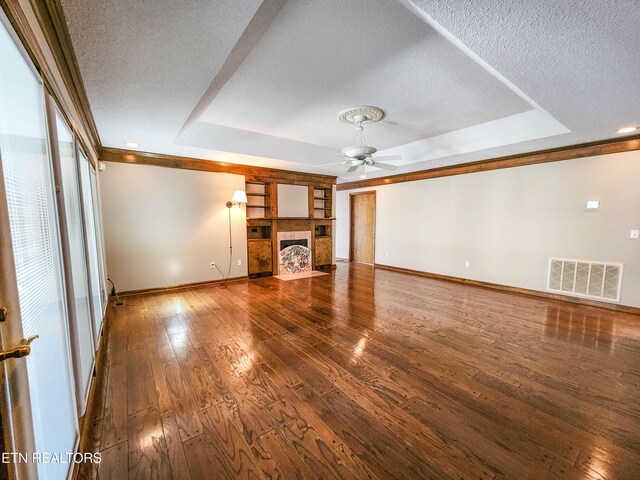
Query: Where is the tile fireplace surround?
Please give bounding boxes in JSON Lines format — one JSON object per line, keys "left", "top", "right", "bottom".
{"left": 277, "top": 230, "right": 312, "bottom": 275}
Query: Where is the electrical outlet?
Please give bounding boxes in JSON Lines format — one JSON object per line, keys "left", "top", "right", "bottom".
{"left": 631, "top": 230, "right": 639, "bottom": 239}
{"left": 237, "top": 259, "right": 242, "bottom": 266}
{"left": 210, "top": 262, "right": 216, "bottom": 269}
{"left": 465, "top": 261, "right": 470, "bottom": 268}
{"left": 385, "top": 251, "right": 389, "bottom": 257}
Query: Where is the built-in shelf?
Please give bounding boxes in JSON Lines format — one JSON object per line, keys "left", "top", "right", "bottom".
{"left": 313, "top": 186, "right": 332, "bottom": 219}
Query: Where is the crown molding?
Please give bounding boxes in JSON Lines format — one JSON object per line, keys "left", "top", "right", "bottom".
{"left": 337, "top": 134, "right": 640, "bottom": 191}
{"left": 99, "top": 147, "right": 337, "bottom": 186}
{"left": 29, "top": 0, "right": 101, "bottom": 149}
{"left": 1, "top": 0, "right": 101, "bottom": 163}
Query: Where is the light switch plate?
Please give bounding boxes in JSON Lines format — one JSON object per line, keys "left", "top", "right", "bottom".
{"left": 631, "top": 230, "right": 639, "bottom": 239}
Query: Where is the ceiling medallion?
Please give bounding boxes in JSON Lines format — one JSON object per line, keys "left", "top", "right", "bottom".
{"left": 338, "top": 106, "right": 384, "bottom": 125}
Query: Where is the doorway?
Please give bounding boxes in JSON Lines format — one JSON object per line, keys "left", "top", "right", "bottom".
{"left": 349, "top": 191, "right": 376, "bottom": 264}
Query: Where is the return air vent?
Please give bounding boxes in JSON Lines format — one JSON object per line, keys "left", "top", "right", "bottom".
{"left": 548, "top": 258, "right": 623, "bottom": 302}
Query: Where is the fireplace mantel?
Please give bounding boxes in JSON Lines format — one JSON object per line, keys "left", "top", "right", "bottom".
{"left": 244, "top": 182, "right": 335, "bottom": 278}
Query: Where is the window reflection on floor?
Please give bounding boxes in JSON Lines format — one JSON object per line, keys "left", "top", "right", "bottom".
{"left": 544, "top": 305, "right": 615, "bottom": 354}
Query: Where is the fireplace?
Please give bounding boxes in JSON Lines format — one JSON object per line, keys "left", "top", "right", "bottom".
{"left": 276, "top": 230, "right": 312, "bottom": 275}
{"left": 280, "top": 239, "right": 308, "bottom": 250}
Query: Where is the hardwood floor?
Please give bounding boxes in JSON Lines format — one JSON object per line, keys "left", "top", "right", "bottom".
{"left": 77, "top": 263, "right": 640, "bottom": 480}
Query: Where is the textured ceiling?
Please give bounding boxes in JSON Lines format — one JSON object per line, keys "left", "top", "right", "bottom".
{"left": 198, "top": 0, "right": 528, "bottom": 150}
{"left": 61, "top": 0, "right": 640, "bottom": 181}
{"left": 60, "top": 0, "right": 265, "bottom": 162}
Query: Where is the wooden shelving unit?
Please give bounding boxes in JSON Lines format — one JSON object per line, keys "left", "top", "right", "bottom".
{"left": 244, "top": 180, "right": 334, "bottom": 277}
{"left": 313, "top": 186, "right": 333, "bottom": 219}
{"left": 245, "top": 180, "right": 269, "bottom": 219}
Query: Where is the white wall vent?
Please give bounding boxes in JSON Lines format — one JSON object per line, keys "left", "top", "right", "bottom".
{"left": 548, "top": 258, "right": 623, "bottom": 302}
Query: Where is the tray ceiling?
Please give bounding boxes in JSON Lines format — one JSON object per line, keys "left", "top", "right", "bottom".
{"left": 61, "top": 0, "right": 640, "bottom": 181}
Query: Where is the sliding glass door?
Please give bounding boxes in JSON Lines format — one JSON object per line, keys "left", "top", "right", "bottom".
{"left": 0, "top": 10, "right": 109, "bottom": 477}
{"left": 54, "top": 112, "right": 96, "bottom": 408}
{"left": 0, "top": 18, "right": 78, "bottom": 479}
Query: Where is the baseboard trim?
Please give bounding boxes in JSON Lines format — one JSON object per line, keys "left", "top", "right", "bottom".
{"left": 119, "top": 276, "right": 249, "bottom": 297}
{"left": 72, "top": 302, "right": 113, "bottom": 480}
{"left": 374, "top": 263, "right": 640, "bottom": 315}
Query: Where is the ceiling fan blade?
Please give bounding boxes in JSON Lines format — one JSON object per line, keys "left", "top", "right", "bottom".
{"left": 346, "top": 165, "right": 359, "bottom": 173}
{"left": 372, "top": 155, "right": 401, "bottom": 162}
{"left": 373, "top": 162, "right": 397, "bottom": 171}
{"left": 321, "top": 161, "right": 350, "bottom": 166}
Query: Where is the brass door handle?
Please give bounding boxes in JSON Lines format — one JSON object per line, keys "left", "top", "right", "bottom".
{"left": 0, "top": 335, "right": 39, "bottom": 362}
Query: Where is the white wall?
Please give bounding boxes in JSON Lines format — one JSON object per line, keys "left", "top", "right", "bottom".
{"left": 100, "top": 162, "right": 247, "bottom": 292}
{"left": 336, "top": 151, "right": 640, "bottom": 307}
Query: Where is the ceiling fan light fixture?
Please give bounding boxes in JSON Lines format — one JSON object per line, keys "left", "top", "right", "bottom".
{"left": 341, "top": 145, "right": 377, "bottom": 159}
{"left": 329, "top": 105, "right": 400, "bottom": 174}
{"left": 347, "top": 158, "right": 366, "bottom": 166}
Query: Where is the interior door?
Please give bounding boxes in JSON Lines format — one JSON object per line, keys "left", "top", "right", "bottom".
{"left": 0, "top": 18, "right": 79, "bottom": 480}
{"left": 350, "top": 191, "right": 376, "bottom": 264}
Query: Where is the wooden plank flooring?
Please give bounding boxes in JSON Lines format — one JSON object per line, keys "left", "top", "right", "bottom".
{"left": 77, "top": 263, "right": 640, "bottom": 479}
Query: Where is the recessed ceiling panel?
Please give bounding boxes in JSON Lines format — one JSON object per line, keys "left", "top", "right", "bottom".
{"left": 63, "top": 0, "right": 638, "bottom": 182}
{"left": 197, "top": 0, "right": 531, "bottom": 151}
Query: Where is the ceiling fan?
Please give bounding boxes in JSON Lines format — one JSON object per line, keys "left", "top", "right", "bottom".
{"left": 329, "top": 106, "right": 401, "bottom": 174}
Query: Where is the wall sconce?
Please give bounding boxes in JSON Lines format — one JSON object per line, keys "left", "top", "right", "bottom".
{"left": 226, "top": 190, "right": 248, "bottom": 208}
{"left": 220, "top": 190, "right": 248, "bottom": 284}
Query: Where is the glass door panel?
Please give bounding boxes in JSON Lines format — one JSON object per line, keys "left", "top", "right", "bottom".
{"left": 78, "top": 149, "right": 103, "bottom": 338}
{"left": 55, "top": 112, "right": 95, "bottom": 407}
{"left": 89, "top": 165, "right": 107, "bottom": 314}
